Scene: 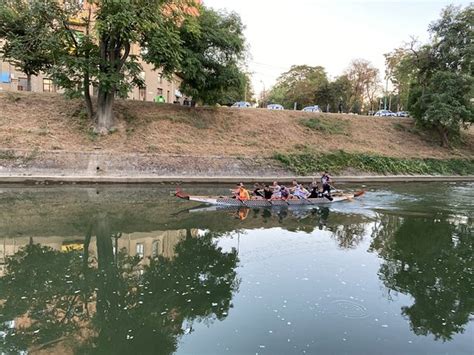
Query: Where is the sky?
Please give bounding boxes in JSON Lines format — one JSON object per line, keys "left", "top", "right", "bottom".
{"left": 203, "top": 0, "right": 471, "bottom": 96}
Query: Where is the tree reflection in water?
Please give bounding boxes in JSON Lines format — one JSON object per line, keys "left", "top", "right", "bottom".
{"left": 0, "top": 217, "right": 239, "bottom": 354}
{"left": 371, "top": 216, "right": 473, "bottom": 341}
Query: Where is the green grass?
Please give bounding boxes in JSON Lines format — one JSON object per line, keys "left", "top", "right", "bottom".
{"left": 274, "top": 150, "right": 474, "bottom": 175}
{"left": 299, "top": 117, "right": 349, "bottom": 135}
{"left": 393, "top": 122, "right": 421, "bottom": 135}
{"left": 0, "top": 150, "right": 16, "bottom": 160}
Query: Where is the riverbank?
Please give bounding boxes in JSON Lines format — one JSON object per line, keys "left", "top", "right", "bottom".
{"left": 1, "top": 92, "right": 473, "bottom": 181}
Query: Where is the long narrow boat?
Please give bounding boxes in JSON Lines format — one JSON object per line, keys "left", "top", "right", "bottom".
{"left": 176, "top": 190, "right": 365, "bottom": 207}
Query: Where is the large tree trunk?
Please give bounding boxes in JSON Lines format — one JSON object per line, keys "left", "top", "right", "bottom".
{"left": 26, "top": 74, "right": 32, "bottom": 92}
{"left": 95, "top": 89, "right": 115, "bottom": 134}
{"left": 437, "top": 126, "right": 450, "bottom": 147}
{"left": 84, "top": 74, "right": 94, "bottom": 121}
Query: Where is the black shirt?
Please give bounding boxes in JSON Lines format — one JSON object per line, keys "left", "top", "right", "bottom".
{"left": 264, "top": 189, "right": 273, "bottom": 199}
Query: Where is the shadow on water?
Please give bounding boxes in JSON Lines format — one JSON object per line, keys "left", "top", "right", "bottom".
{"left": 0, "top": 184, "right": 472, "bottom": 353}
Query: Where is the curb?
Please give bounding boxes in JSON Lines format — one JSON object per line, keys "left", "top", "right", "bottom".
{"left": 0, "top": 175, "right": 473, "bottom": 185}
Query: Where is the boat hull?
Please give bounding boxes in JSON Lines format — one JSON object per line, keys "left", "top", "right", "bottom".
{"left": 187, "top": 195, "right": 354, "bottom": 207}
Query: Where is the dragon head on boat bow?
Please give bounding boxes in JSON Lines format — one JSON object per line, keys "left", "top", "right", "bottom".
{"left": 175, "top": 188, "right": 190, "bottom": 200}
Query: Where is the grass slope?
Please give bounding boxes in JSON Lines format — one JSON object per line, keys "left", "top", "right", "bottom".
{"left": 1, "top": 92, "right": 473, "bottom": 175}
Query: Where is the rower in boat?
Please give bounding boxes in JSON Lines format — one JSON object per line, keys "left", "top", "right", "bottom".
{"left": 263, "top": 185, "right": 273, "bottom": 200}
{"left": 237, "top": 184, "right": 250, "bottom": 201}
{"left": 252, "top": 183, "right": 265, "bottom": 199}
{"left": 271, "top": 181, "right": 282, "bottom": 200}
{"left": 280, "top": 186, "right": 290, "bottom": 201}
{"left": 321, "top": 171, "right": 332, "bottom": 194}
{"left": 291, "top": 180, "right": 310, "bottom": 199}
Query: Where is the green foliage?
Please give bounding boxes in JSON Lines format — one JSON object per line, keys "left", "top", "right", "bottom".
{"left": 274, "top": 150, "right": 474, "bottom": 175}
{"left": 418, "top": 71, "right": 473, "bottom": 138}
{"left": 401, "top": 4, "right": 474, "bottom": 146}
{"left": 0, "top": 150, "right": 16, "bottom": 160}
{"left": 345, "top": 59, "right": 380, "bottom": 114}
{"left": 373, "top": 217, "right": 473, "bottom": 341}
{"left": 0, "top": 226, "right": 239, "bottom": 354}
{"left": 178, "top": 8, "right": 247, "bottom": 105}
{"left": 267, "top": 65, "right": 328, "bottom": 109}
{"left": 299, "top": 117, "right": 348, "bottom": 135}
{"left": 384, "top": 47, "right": 417, "bottom": 111}
{"left": 0, "top": 0, "right": 60, "bottom": 90}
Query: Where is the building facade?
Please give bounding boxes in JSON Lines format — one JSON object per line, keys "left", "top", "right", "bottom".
{"left": 0, "top": 2, "right": 193, "bottom": 105}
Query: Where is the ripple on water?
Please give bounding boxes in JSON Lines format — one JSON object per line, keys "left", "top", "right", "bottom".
{"left": 328, "top": 299, "right": 369, "bottom": 319}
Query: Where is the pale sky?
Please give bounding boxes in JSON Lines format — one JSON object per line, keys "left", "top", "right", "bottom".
{"left": 204, "top": 0, "right": 471, "bottom": 96}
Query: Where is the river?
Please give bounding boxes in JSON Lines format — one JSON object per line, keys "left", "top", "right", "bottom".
{"left": 0, "top": 182, "right": 472, "bottom": 354}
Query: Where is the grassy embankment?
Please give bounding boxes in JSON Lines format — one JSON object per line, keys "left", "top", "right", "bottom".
{"left": 1, "top": 91, "right": 473, "bottom": 175}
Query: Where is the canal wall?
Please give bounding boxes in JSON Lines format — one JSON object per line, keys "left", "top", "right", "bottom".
{"left": 1, "top": 149, "right": 473, "bottom": 184}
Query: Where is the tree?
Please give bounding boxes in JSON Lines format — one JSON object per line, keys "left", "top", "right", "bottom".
{"left": 267, "top": 65, "right": 328, "bottom": 109}
{"left": 345, "top": 59, "right": 380, "bottom": 114}
{"left": 0, "top": 221, "right": 240, "bottom": 354}
{"left": 384, "top": 47, "right": 417, "bottom": 111}
{"left": 403, "top": 5, "right": 474, "bottom": 146}
{"left": 372, "top": 217, "right": 473, "bottom": 341}
{"left": 0, "top": 0, "right": 57, "bottom": 91}
{"left": 86, "top": 0, "right": 198, "bottom": 133}
{"left": 178, "top": 8, "right": 247, "bottom": 105}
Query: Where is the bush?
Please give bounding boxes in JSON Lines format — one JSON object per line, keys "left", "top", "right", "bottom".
{"left": 274, "top": 150, "right": 474, "bottom": 175}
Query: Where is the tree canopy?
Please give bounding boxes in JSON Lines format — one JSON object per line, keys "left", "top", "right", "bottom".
{"left": 386, "top": 4, "right": 473, "bottom": 146}
{"left": 0, "top": 0, "right": 247, "bottom": 133}
{"left": 267, "top": 65, "right": 328, "bottom": 110}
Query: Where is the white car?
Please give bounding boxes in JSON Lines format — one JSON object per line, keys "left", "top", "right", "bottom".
{"left": 374, "top": 110, "right": 396, "bottom": 117}
{"left": 302, "top": 105, "right": 322, "bottom": 113}
{"left": 231, "top": 101, "right": 251, "bottom": 108}
{"left": 267, "top": 104, "right": 284, "bottom": 110}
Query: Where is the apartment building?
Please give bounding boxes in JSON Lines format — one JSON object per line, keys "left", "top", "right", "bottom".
{"left": 0, "top": 2, "right": 193, "bottom": 104}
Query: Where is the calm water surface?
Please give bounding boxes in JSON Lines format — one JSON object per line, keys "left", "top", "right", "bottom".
{"left": 0, "top": 183, "right": 472, "bottom": 354}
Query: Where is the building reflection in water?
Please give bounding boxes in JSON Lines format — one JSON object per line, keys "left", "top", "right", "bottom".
{"left": 0, "top": 212, "right": 240, "bottom": 355}
{"left": 1, "top": 201, "right": 472, "bottom": 353}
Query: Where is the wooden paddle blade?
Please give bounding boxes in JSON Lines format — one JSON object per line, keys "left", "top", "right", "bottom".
{"left": 175, "top": 189, "right": 190, "bottom": 200}
{"left": 354, "top": 190, "right": 366, "bottom": 198}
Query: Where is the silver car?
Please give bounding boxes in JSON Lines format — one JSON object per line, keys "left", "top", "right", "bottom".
{"left": 302, "top": 105, "right": 322, "bottom": 113}
{"left": 374, "top": 110, "right": 396, "bottom": 117}
{"left": 267, "top": 104, "right": 284, "bottom": 110}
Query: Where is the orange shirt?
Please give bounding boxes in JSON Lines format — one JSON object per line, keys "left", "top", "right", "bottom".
{"left": 239, "top": 188, "right": 250, "bottom": 200}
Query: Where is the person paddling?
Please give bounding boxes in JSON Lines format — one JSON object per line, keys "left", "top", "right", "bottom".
{"left": 263, "top": 185, "right": 273, "bottom": 200}
{"left": 237, "top": 184, "right": 250, "bottom": 201}
{"left": 321, "top": 171, "right": 334, "bottom": 201}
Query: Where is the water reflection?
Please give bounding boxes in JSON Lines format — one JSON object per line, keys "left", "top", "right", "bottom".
{"left": 371, "top": 216, "right": 473, "bottom": 341}
{"left": 0, "top": 185, "right": 473, "bottom": 353}
{"left": 0, "top": 213, "right": 239, "bottom": 354}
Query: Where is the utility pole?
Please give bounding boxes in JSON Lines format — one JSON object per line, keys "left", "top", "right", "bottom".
{"left": 384, "top": 77, "right": 388, "bottom": 110}
{"left": 244, "top": 81, "right": 247, "bottom": 102}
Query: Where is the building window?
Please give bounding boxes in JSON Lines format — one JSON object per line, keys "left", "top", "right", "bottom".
{"left": 43, "top": 78, "right": 55, "bottom": 92}
{"left": 152, "top": 241, "right": 161, "bottom": 258}
{"left": 139, "top": 87, "right": 146, "bottom": 101}
{"left": 159, "top": 74, "right": 163, "bottom": 84}
{"left": 136, "top": 243, "right": 144, "bottom": 258}
{"left": 17, "top": 77, "right": 28, "bottom": 91}
{"left": 0, "top": 72, "right": 11, "bottom": 83}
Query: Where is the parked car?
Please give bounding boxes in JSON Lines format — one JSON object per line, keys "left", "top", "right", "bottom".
{"left": 231, "top": 101, "right": 251, "bottom": 108}
{"left": 302, "top": 105, "right": 322, "bottom": 113}
{"left": 267, "top": 104, "right": 284, "bottom": 110}
{"left": 374, "top": 110, "right": 396, "bottom": 117}
{"left": 396, "top": 111, "right": 410, "bottom": 117}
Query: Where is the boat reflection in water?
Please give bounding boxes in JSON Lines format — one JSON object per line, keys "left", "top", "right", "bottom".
{"left": 0, "top": 184, "right": 472, "bottom": 354}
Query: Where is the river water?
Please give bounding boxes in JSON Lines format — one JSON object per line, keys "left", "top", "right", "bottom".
{"left": 0, "top": 182, "right": 472, "bottom": 354}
